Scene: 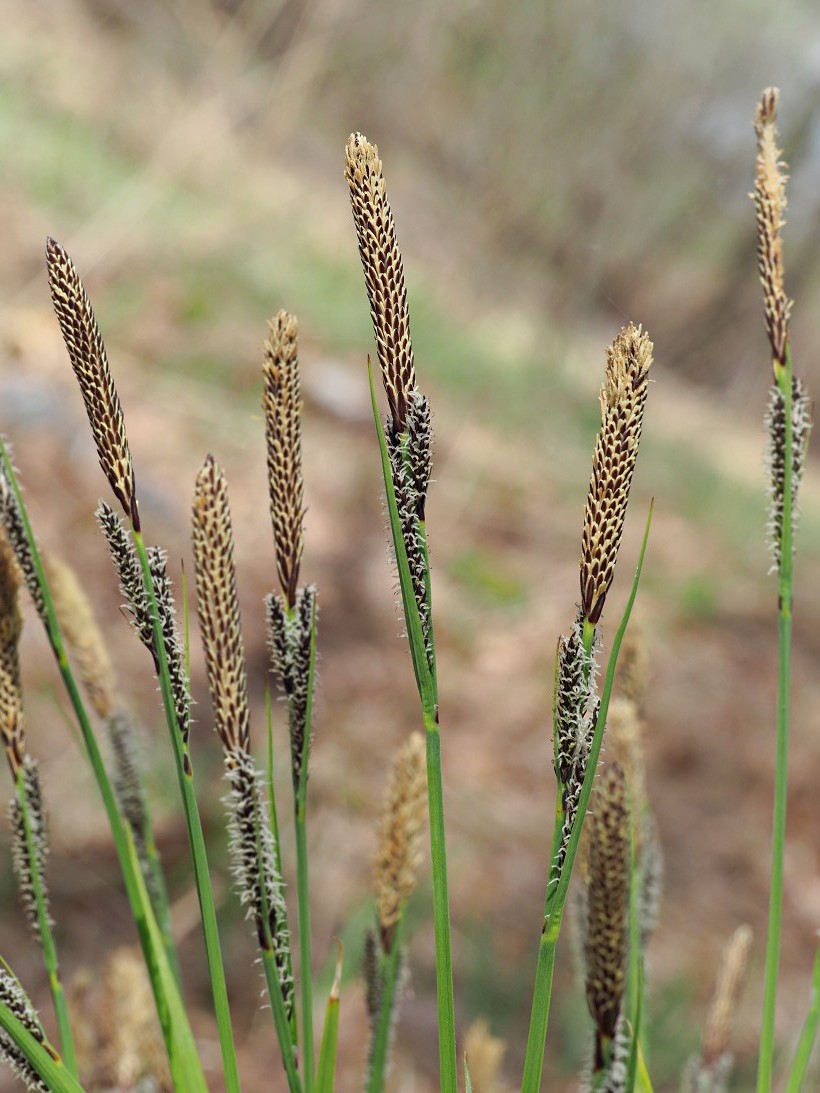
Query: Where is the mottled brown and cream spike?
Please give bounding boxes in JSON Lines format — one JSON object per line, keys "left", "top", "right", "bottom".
{"left": 43, "top": 554, "right": 116, "bottom": 721}
{"left": 0, "top": 532, "right": 24, "bottom": 776}
{"left": 192, "top": 456, "right": 250, "bottom": 754}
{"left": 46, "top": 239, "right": 139, "bottom": 528}
{"left": 0, "top": 533, "right": 22, "bottom": 692}
{"left": 682, "top": 925, "right": 752, "bottom": 1093}
{"left": 464, "top": 1019, "right": 507, "bottom": 1093}
{"left": 585, "top": 763, "right": 630, "bottom": 1072}
{"left": 753, "top": 89, "right": 791, "bottom": 377}
{"left": 0, "top": 460, "right": 46, "bottom": 622}
{"left": 97, "top": 948, "right": 169, "bottom": 1091}
{"left": 374, "top": 732, "right": 427, "bottom": 953}
{"left": 263, "top": 310, "right": 305, "bottom": 608}
{"left": 580, "top": 324, "right": 652, "bottom": 625}
{"left": 345, "top": 132, "right": 416, "bottom": 433}
{"left": 702, "top": 925, "right": 752, "bottom": 1069}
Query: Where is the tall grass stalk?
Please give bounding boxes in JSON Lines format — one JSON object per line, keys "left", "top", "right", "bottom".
{"left": 521, "top": 502, "right": 652, "bottom": 1092}
{"left": 346, "top": 126, "right": 456, "bottom": 1091}
{"left": 753, "top": 87, "right": 813, "bottom": 1092}
{"left": 132, "top": 531, "right": 242, "bottom": 1093}
{"left": 0, "top": 439, "right": 207, "bottom": 1089}
{"left": 757, "top": 347, "right": 794, "bottom": 1091}
{"left": 293, "top": 607, "right": 318, "bottom": 1089}
{"left": 367, "top": 364, "right": 457, "bottom": 1092}
{"left": 44, "top": 235, "right": 233, "bottom": 1088}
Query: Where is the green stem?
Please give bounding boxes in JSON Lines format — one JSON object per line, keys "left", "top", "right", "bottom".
{"left": 292, "top": 597, "right": 318, "bottom": 1089}
{"left": 758, "top": 354, "right": 795, "bottom": 1093}
{"left": 294, "top": 808, "right": 314, "bottom": 1089}
{"left": 785, "top": 944, "right": 820, "bottom": 1093}
{"left": 521, "top": 505, "right": 653, "bottom": 1093}
{"left": 366, "top": 919, "right": 406, "bottom": 1093}
{"left": 133, "top": 531, "right": 241, "bottom": 1093}
{"left": 249, "top": 758, "right": 301, "bottom": 1093}
{"left": 367, "top": 368, "right": 456, "bottom": 1092}
{"left": 16, "top": 772, "right": 77, "bottom": 1077}
{"left": 425, "top": 713, "right": 458, "bottom": 1093}
{"left": 141, "top": 822, "right": 181, "bottom": 983}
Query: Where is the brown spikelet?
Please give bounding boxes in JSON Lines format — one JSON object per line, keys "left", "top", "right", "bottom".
{"left": 345, "top": 132, "right": 416, "bottom": 432}
{"left": 97, "top": 947, "right": 171, "bottom": 1090}
{"left": 580, "top": 324, "right": 652, "bottom": 625}
{"left": 464, "top": 1019, "right": 507, "bottom": 1093}
{"left": 0, "top": 531, "right": 22, "bottom": 694}
{"left": 192, "top": 456, "right": 250, "bottom": 754}
{"left": 702, "top": 925, "right": 752, "bottom": 1068}
{"left": 42, "top": 554, "right": 116, "bottom": 720}
{"left": 0, "top": 664, "right": 25, "bottom": 778}
{"left": 45, "top": 238, "right": 139, "bottom": 528}
{"left": 0, "top": 462, "right": 46, "bottom": 622}
{"left": 263, "top": 311, "right": 306, "bottom": 608}
{"left": 374, "top": 732, "right": 427, "bottom": 953}
{"left": 753, "top": 89, "right": 791, "bottom": 377}
{"left": 585, "top": 763, "right": 630, "bottom": 1071}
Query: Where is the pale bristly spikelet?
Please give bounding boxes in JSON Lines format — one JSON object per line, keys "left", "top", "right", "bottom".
{"left": 96, "top": 502, "right": 154, "bottom": 654}
{"left": 683, "top": 925, "right": 752, "bottom": 1093}
{"left": 345, "top": 133, "right": 416, "bottom": 433}
{"left": 585, "top": 763, "right": 630, "bottom": 1074}
{"left": 45, "top": 239, "right": 139, "bottom": 529}
{"left": 552, "top": 613, "right": 599, "bottom": 880}
{"left": 263, "top": 310, "right": 305, "bottom": 609}
{"left": 192, "top": 456, "right": 250, "bottom": 754}
{"left": 41, "top": 554, "right": 116, "bottom": 720}
{"left": 147, "top": 548, "right": 192, "bottom": 745}
{"left": 265, "top": 584, "right": 317, "bottom": 785}
{"left": 374, "top": 732, "right": 427, "bottom": 953}
{"left": 753, "top": 89, "right": 791, "bottom": 377}
{"left": 463, "top": 1019, "right": 507, "bottom": 1093}
{"left": 0, "top": 965, "right": 56, "bottom": 1091}
{"left": 0, "top": 459, "right": 46, "bottom": 623}
{"left": 764, "top": 376, "right": 812, "bottom": 570}
{"left": 580, "top": 324, "right": 652, "bottom": 626}
{"left": 9, "top": 756, "right": 52, "bottom": 942}
{"left": 223, "top": 746, "right": 293, "bottom": 1024}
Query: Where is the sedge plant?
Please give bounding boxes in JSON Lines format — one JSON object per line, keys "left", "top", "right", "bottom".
{"left": 0, "top": 89, "right": 816, "bottom": 1093}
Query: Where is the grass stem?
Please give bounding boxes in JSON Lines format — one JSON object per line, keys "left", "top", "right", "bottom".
{"left": 757, "top": 352, "right": 795, "bottom": 1093}
{"left": 521, "top": 504, "right": 652, "bottom": 1093}
{"left": 133, "top": 531, "right": 241, "bottom": 1093}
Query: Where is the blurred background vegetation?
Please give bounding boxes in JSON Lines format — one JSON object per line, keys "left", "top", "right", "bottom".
{"left": 2, "top": 0, "right": 820, "bottom": 1089}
